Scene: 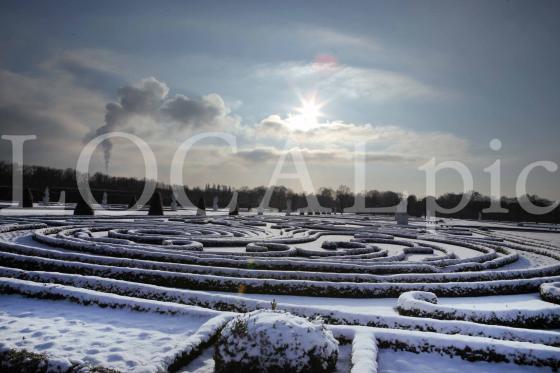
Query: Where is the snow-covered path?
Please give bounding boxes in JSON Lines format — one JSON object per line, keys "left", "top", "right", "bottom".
{"left": 377, "top": 349, "right": 551, "bottom": 373}
{"left": 208, "top": 290, "right": 560, "bottom": 317}
{"left": 0, "top": 295, "right": 210, "bottom": 372}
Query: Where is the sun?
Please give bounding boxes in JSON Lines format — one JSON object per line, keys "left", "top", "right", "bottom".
{"left": 291, "top": 94, "right": 325, "bottom": 130}
{"left": 297, "top": 97, "right": 322, "bottom": 123}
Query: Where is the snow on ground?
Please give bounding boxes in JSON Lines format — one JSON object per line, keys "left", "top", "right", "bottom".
{"left": 437, "top": 292, "right": 560, "bottom": 311}
{"left": 413, "top": 239, "right": 481, "bottom": 259}
{"left": 296, "top": 234, "right": 354, "bottom": 250}
{"left": 210, "top": 290, "right": 560, "bottom": 317}
{"left": 0, "top": 229, "right": 30, "bottom": 243}
{"left": 0, "top": 294, "right": 210, "bottom": 372}
{"left": 211, "top": 290, "right": 400, "bottom": 315}
{"left": 494, "top": 253, "right": 539, "bottom": 270}
{"left": 377, "top": 349, "right": 551, "bottom": 373}
{"left": 507, "top": 249, "right": 558, "bottom": 268}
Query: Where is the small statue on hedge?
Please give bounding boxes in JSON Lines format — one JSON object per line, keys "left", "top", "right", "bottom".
{"left": 148, "top": 191, "right": 163, "bottom": 216}
{"left": 22, "top": 188, "right": 33, "bottom": 208}
{"left": 74, "top": 193, "right": 94, "bottom": 215}
{"left": 196, "top": 196, "right": 206, "bottom": 216}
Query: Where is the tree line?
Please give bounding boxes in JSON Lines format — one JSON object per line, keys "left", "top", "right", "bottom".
{"left": 0, "top": 161, "right": 558, "bottom": 222}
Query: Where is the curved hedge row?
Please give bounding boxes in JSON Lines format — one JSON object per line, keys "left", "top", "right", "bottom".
{"left": 541, "top": 282, "right": 560, "bottom": 304}
{"left": 4, "top": 249, "right": 560, "bottom": 297}
{"left": 331, "top": 325, "right": 560, "bottom": 370}
{"left": 1, "top": 271, "right": 559, "bottom": 347}
{"left": 396, "top": 291, "right": 560, "bottom": 329}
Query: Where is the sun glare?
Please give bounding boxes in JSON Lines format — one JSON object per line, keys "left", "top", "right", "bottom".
{"left": 297, "top": 98, "right": 321, "bottom": 123}
{"left": 290, "top": 94, "right": 325, "bottom": 131}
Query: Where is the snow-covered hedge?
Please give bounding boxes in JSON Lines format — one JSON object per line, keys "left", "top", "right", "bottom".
{"left": 28, "top": 225, "right": 549, "bottom": 276}
{"left": 331, "top": 325, "right": 560, "bottom": 370}
{"left": 3, "top": 250, "right": 560, "bottom": 298}
{"left": 214, "top": 310, "right": 339, "bottom": 373}
{"left": 396, "top": 290, "right": 560, "bottom": 328}
{"left": 167, "top": 314, "right": 233, "bottom": 372}
{"left": 353, "top": 232, "right": 394, "bottom": 240}
{"left": 403, "top": 247, "right": 433, "bottom": 255}
{"left": 107, "top": 226, "right": 327, "bottom": 247}
{"left": 2, "top": 269, "right": 560, "bottom": 347}
{"left": 0, "top": 223, "right": 47, "bottom": 233}
{"left": 7, "top": 237, "right": 554, "bottom": 285}
{"left": 0, "top": 276, "right": 223, "bottom": 318}
{"left": 473, "top": 232, "right": 560, "bottom": 262}
{"left": 299, "top": 241, "right": 384, "bottom": 258}
{"left": 541, "top": 282, "right": 560, "bottom": 304}
{"left": 245, "top": 242, "right": 297, "bottom": 256}
{"left": 0, "top": 347, "right": 74, "bottom": 373}
{"left": 350, "top": 331, "right": 378, "bottom": 373}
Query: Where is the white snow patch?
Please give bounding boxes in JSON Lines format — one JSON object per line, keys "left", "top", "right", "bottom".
{"left": 0, "top": 295, "right": 211, "bottom": 372}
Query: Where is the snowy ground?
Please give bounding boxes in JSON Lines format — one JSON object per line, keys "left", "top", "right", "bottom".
{"left": 207, "top": 290, "right": 560, "bottom": 318}
{"left": 0, "top": 295, "right": 211, "bottom": 372}
{"left": 376, "top": 349, "right": 551, "bottom": 373}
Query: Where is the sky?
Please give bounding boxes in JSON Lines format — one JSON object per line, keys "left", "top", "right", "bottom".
{"left": 0, "top": 0, "right": 559, "bottom": 199}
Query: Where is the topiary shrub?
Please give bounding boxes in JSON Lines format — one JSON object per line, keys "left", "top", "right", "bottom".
{"left": 22, "top": 188, "right": 33, "bottom": 208}
{"left": 214, "top": 310, "right": 338, "bottom": 373}
{"left": 229, "top": 201, "right": 239, "bottom": 216}
{"left": 73, "top": 193, "right": 93, "bottom": 215}
{"left": 197, "top": 196, "right": 206, "bottom": 216}
{"left": 148, "top": 191, "right": 163, "bottom": 216}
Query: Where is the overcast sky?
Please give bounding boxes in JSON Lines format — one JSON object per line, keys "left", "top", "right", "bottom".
{"left": 1, "top": 0, "right": 559, "bottom": 198}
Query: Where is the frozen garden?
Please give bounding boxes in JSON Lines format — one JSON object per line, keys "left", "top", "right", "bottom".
{"left": 1, "top": 210, "right": 560, "bottom": 372}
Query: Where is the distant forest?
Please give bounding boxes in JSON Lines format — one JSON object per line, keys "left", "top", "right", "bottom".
{"left": 0, "top": 161, "right": 558, "bottom": 223}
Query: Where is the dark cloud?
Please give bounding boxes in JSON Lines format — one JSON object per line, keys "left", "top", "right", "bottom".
{"left": 88, "top": 77, "right": 233, "bottom": 170}
{"left": 258, "top": 115, "right": 286, "bottom": 131}
{"left": 364, "top": 154, "right": 423, "bottom": 162}
{"left": 0, "top": 104, "right": 86, "bottom": 169}
{"left": 235, "top": 148, "right": 280, "bottom": 162}
{"left": 117, "top": 78, "right": 168, "bottom": 114}
{"left": 86, "top": 77, "right": 168, "bottom": 169}
{"left": 233, "top": 147, "right": 421, "bottom": 164}
{"left": 162, "top": 94, "right": 226, "bottom": 126}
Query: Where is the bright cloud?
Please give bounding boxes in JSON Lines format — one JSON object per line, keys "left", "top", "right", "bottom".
{"left": 252, "top": 114, "right": 468, "bottom": 161}
{"left": 254, "top": 61, "right": 441, "bottom": 102}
